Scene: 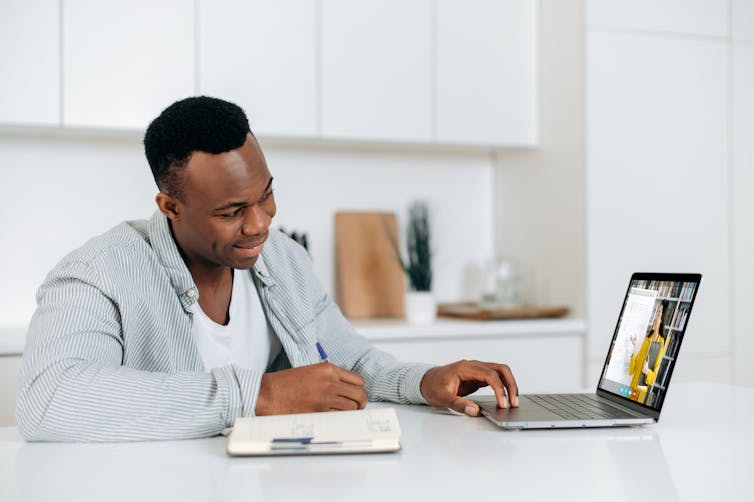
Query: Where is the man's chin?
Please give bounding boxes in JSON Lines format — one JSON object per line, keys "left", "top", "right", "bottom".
{"left": 230, "top": 255, "right": 259, "bottom": 270}
{"left": 229, "top": 242, "right": 265, "bottom": 269}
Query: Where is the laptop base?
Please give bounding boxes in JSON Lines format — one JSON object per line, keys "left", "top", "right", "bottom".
{"left": 475, "top": 394, "right": 655, "bottom": 430}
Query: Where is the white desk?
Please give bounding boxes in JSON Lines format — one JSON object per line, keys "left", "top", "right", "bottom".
{"left": 0, "top": 382, "right": 750, "bottom": 502}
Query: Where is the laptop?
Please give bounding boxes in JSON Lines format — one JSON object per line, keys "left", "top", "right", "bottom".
{"left": 476, "top": 272, "right": 702, "bottom": 429}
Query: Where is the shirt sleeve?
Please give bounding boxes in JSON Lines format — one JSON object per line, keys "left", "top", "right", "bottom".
{"left": 287, "top": 243, "right": 435, "bottom": 405}
{"left": 16, "top": 263, "right": 260, "bottom": 442}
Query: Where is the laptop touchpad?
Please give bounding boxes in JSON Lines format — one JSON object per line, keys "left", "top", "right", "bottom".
{"left": 475, "top": 396, "right": 564, "bottom": 422}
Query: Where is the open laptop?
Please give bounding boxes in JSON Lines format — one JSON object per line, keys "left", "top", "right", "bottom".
{"left": 476, "top": 272, "right": 702, "bottom": 429}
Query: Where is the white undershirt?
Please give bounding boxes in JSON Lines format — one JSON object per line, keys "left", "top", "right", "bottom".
{"left": 190, "top": 269, "right": 282, "bottom": 372}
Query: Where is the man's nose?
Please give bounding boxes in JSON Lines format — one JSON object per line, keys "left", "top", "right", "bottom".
{"left": 241, "top": 205, "right": 271, "bottom": 236}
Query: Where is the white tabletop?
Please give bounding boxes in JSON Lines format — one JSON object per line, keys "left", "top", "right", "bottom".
{"left": 0, "top": 382, "right": 751, "bottom": 502}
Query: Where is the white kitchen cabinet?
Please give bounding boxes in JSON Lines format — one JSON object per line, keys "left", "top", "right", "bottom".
{"left": 4, "top": 1, "right": 539, "bottom": 145}
{"left": 320, "top": 0, "right": 432, "bottom": 143}
{"left": 435, "top": 0, "right": 538, "bottom": 146}
{"left": 0, "top": 356, "right": 22, "bottom": 427}
{"left": 0, "top": 0, "right": 59, "bottom": 126}
{"left": 63, "top": 0, "right": 194, "bottom": 130}
{"left": 355, "top": 319, "right": 585, "bottom": 393}
{"left": 199, "top": 0, "right": 317, "bottom": 138}
{"left": 587, "top": 0, "right": 729, "bottom": 37}
{"left": 732, "top": 0, "right": 754, "bottom": 42}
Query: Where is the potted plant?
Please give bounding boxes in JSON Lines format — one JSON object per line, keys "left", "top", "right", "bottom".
{"left": 398, "top": 201, "right": 436, "bottom": 323}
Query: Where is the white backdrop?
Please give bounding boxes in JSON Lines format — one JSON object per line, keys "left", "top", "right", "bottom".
{"left": 0, "top": 133, "right": 495, "bottom": 330}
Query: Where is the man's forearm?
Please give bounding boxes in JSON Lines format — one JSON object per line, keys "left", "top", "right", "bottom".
{"left": 17, "top": 361, "right": 262, "bottom": 442}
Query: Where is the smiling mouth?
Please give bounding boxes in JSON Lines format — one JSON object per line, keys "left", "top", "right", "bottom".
{"left": 233, "top": 233, "right": 268, "bottom": 258}
{"left": 234, "top": 242, "right": 264, "bottom": 250}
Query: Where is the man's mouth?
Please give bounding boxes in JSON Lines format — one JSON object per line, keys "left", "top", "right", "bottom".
{"left": 233, "top": 234, "right": 268, "bottom": 258}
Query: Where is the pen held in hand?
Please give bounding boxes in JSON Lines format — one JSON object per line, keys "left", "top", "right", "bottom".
{"left": 316, "top": 341, "right": 328, "bottom": 361}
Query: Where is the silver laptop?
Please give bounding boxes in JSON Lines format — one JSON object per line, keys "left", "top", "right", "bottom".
{"left": 476, "top": 272, "right": 702, "bottom": 429}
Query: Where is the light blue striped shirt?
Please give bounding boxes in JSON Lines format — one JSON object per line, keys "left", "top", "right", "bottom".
{"left": 17, "top": 211, "right": 432, "bottom": 442}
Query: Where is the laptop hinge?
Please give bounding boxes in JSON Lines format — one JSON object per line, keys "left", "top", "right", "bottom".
{"left": 597, "top": 388, "right": 661, "bottom": 420}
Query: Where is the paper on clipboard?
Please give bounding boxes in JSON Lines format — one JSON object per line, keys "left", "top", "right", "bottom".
{"left": 227, "top": 407, "right": 401, "bottom": 456}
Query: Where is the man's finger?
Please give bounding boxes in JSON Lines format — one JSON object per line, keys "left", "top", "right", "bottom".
{"left": 334, "top": 381, "right": 368, "bottom": 409}
{"left": 329, "top": 395, "right": 361, "bottom": 411}
{"left": 487, "top": 362, "right": 519, "bottom": 407}
{"left": 450, "top": 396, "right": 481, "bottom": 417}
{"left": 458, "top": 363, "right": 508, "bottom": 409}
{"left": 332, "top": 365, "right": 366, "bottom": 387}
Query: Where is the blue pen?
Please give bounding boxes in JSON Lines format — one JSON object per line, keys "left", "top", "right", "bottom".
{"left": 315, "top": 341, "right": 328, "bottom": 361}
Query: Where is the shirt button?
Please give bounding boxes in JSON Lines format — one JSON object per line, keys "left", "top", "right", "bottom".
{"left": 187, "top": 288, "right": 196, "bottom": 298}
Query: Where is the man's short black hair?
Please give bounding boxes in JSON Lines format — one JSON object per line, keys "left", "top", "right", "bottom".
{"left": 144, "top": 96, "right": 251, "bottom": 200}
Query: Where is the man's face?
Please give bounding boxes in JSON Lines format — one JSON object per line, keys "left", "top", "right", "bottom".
{"left": 164, "top": 133, "right": 277, "bottom": 271}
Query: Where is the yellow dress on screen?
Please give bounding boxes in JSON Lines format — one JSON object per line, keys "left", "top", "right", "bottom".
{"left": 629, "top": 335, "right": 666, "bottom": 402}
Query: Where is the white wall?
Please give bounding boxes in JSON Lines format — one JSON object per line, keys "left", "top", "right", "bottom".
{"left": 585, "top": 0, "right": 754, "bottom": 387}
{"left": 496, "top": 0, "right": 754, "bottom": 388}
{"left": 731, "top": 0, "right": 754, "bottom": 386}
{"left": 494, "top": 0, "right": 586, "bottom": 318}
{"left": 0, "top": 132, "right": 494, "bottom": 330}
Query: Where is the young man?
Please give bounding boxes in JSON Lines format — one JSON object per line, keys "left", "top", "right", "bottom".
{"left": 17, "top": 97, "right": 518, "bottom": 442}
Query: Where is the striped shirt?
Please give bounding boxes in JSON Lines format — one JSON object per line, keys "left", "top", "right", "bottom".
{"left": 17, "top": 211, "right": 432, "bottom": 442}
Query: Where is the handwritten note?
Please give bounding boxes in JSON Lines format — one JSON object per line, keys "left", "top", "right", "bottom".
{"left": 227, "top": 408, "right": 402, "bottom": 456}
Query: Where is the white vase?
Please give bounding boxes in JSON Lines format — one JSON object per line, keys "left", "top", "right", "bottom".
{"left": 404, "top": 291, "right": 437, "bottom": 324}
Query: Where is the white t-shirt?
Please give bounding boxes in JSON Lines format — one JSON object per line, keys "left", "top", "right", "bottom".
{"left": 190, "top": 269, "right": 282, "bottom": 372}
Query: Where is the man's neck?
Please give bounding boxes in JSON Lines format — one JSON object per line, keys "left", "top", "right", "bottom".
{"left": 168, "top": 219, "right": 232, "bottom": 291}
{"left": 190, "top": 263, "right": 232, "bottom": 291}
{"left": 193, "top": 266, "right": 234, "bottom": 326}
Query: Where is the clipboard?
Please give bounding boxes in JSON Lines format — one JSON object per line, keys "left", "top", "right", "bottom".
{"left": 227, "top": 408, "right": 402, "bottom": 456}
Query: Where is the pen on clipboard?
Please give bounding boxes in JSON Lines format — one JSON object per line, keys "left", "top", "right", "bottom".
{"left": 316, "top": 341, "right": 328, "bottom": 361}
{"left": 270, "top": 437, "right": 372, "bottom": 451}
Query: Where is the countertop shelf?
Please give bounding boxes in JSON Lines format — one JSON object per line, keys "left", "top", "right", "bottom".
{"left": 0, "top": 318, "right": 587, "bottom": 356}
{"left": 351, "top": 318, "right": 586, "bottom": 341}
{"left": 0, "top": 326, "right": 25, "bottom": 356}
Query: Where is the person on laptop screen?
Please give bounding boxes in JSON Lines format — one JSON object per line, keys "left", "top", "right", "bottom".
{"left": 629, "top": 300, "right": 668, "bottom": 403}
{"left": 16, "top": 96, "right": 518, "bottom": 442}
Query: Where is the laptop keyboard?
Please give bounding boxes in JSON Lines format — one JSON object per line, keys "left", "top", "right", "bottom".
{"left": 526, "top": 394, "right": 637, "bottom": 421}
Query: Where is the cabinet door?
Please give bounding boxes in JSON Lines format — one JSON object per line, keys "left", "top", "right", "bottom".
{"left": 435, "top": 0, "right": 538, "bottom": 146}
{"left": 0, "top": 355, "right": 23, "bottom": 427}
{"left": 0, "top": 0, "right": 59, "bottom": 126}
{"left": 63, "top": 0, "right": 194, "bottom": 129}
{"left": 199, "top": 0, "right": 317, "bottom": 138}
{"left": 372, "top": 336, "right": 583, "bottom": 393}
{"left": 321, "top": 0, "right": 432, "bottom": 142}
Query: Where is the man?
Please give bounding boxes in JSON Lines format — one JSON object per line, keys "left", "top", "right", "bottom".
{"left": 17, "top": 96, "right": 518, "bottom": 442}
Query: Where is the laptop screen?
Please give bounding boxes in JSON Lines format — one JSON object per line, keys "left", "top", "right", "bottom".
{"left": 598, "top": 274, "right": 701, "bottom": 411}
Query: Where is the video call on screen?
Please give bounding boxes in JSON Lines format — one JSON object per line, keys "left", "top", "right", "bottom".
{"left": 599, "top": 279, "right": 696, "bottom": 410}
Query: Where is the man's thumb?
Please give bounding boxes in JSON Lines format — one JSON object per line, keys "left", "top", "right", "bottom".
{"left": 450, "top": 397, "right": 480, "bottom": 417}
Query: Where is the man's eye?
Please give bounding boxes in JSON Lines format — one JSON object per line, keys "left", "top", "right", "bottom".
{"left": 221, "top": 208, "right": 243, "bottom": 218}
{"left": 260, "top": 189, "right": 273, "bottom": 202}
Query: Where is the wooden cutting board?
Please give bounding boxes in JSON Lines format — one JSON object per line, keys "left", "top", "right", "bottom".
{"left": 438, "top": 303, "right": 568, "bottom": 321}
{"left": 335, "top": 212, "right": 405, "bottom": 318}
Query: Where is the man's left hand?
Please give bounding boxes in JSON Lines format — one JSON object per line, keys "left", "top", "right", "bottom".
{"left": 419, "top": 360, "right": 518, "bottom": 417}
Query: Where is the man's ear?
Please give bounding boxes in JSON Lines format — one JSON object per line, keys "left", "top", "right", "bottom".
{"left": 155, "top": 192, "right": 182, "bottom": 221}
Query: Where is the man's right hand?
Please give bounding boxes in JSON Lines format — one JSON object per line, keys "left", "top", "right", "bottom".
{"left": 255, "top": 362, "right": 368, "bottom": 415}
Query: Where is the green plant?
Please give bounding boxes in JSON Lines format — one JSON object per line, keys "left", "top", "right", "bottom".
{"left": 399, "top": 202, "right": 432, "bottom": 292}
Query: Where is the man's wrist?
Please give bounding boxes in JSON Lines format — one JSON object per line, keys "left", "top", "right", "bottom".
{"left": 255, "top": 372, "right": 273, "bottom": 416}
{"left": 403, "top": 364, "right": 436, "bottom": 405}
{"left": 228, "top": 365, "right": 264, "bottom": 418}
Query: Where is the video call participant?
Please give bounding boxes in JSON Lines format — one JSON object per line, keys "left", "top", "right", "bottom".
{"left": 629, "top": 300, "right": 669, "bottom": 403}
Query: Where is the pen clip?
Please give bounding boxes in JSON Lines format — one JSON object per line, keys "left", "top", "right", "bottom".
{"left": 272, "top": 437, "right": 313, "bottom": 444}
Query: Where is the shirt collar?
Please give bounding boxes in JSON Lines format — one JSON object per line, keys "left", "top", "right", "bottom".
{"left": 146, "top": 210, "right": 276, "bottom": 309}
{"left": 252, "top": 248, "right": 275, "bottom": 287}
{"left": 146, "top": 210, "right": 198, "bottom": 311}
